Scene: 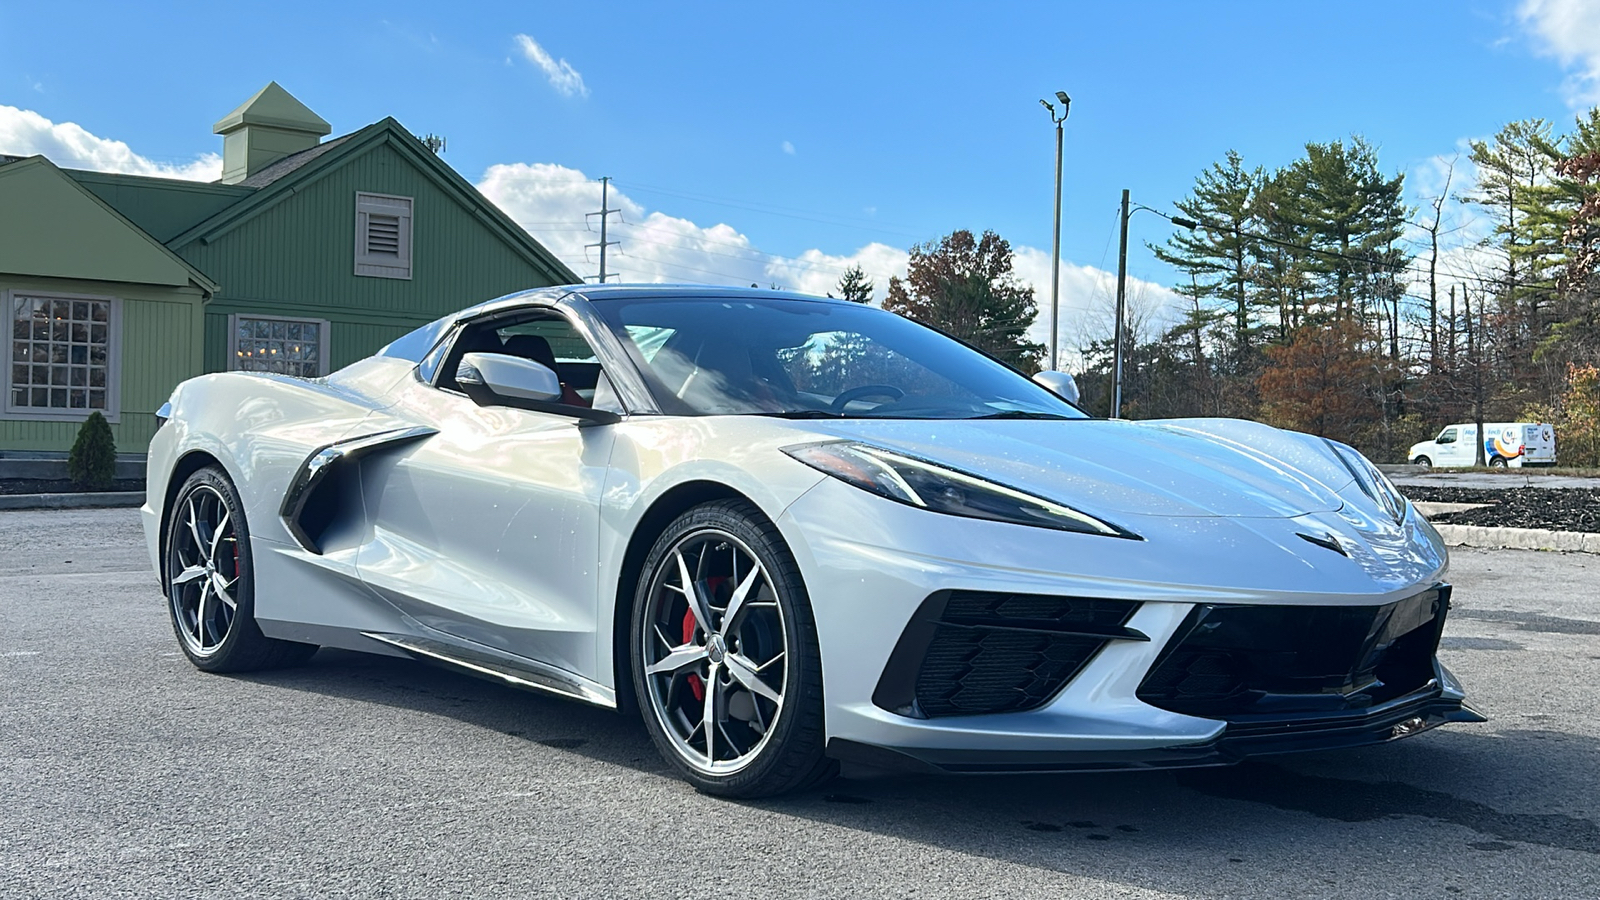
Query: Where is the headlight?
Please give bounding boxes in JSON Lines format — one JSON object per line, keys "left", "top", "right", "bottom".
{"left": 1324, "top": 439, "right": 1406, "bottom": 524}
{"left": 783, "top": 441, "right": 1139, "bottom": 539}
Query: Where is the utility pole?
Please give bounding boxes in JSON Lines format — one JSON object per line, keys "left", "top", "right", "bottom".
{"left": 586, "top": 176, "right": 621, "bottom": 283}
{"left": 1113, "top": 188, "right": 1130, "bottom": 418}
{"left": 1040, "top": 92, "right": 1070, "bottom": 371}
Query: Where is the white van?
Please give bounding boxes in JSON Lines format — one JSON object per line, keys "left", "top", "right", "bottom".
{"left": 1408, "top": 422, "right": 1556, "bottom": 468}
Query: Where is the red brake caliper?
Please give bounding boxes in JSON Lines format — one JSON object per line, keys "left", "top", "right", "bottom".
{"left": 682, "top": 608, "right": 705, "bottom": 702}
{"left": 680, "top": 576, "right": 726, "bottom": 704}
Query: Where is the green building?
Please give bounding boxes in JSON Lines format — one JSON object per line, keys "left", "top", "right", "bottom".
{"left": 1, "top": 82, "right": 576, "bottom": 454}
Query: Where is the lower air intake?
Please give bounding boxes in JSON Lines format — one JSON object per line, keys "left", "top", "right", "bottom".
{"left": 874, "top": 591, "right": 1145, "bottom": 718}
{"left": 1136, "top": 585, "right": 1450, "bottom": 720}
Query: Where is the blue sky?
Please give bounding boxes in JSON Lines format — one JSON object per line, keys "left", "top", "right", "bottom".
{"left": 3, "top": 0, "right": 1599, "bottom": 354}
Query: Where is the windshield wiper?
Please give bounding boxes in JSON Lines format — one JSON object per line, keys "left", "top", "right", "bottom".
{"left": 968, "top": 410, "right": 1077, "bottom": 420}
{"left": 747, "top": 409, "right": 849, "bottom": 419}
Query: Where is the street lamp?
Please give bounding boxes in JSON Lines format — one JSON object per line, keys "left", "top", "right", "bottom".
{"left": 1040, "top": 92, "right": 1070, "bottom": 372}
{"left": 1112, "top": 192, "right": 1199, "bottom": 418}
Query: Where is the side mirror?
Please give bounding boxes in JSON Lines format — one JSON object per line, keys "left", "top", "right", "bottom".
{"left": 1032, "top": 370, "right": 1080, "bottom": 406}
{"left": 458, "top": 352, "right": 562, "bottom": 403}
{"left": 455, "top": 352, "right": 620, "bottom": 425}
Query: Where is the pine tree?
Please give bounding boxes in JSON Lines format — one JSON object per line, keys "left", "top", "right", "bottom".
{"left": 68, "top": 411, "right": 117, "bottom": 491}
{"left": 1151, "top": 151, "right": 1262, "bottom": 368}
{"left": 883, "top": 230, "right": 1044, "bottom": 372}
{"left": 835, "top": 265, "right": 875, "bottom": 303}
{"left": 1468, "top": 119, "right": 1558, "bottom": 371}
{"left": 1281, "top": 137, "right": 1409, "bottom": 325}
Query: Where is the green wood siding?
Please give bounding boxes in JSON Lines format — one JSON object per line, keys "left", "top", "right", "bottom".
{"left": 180, "top": 141, "right": 563, "bottom": 365}
{"left": 2, "top": 277, "right": 203, "bottom": 453}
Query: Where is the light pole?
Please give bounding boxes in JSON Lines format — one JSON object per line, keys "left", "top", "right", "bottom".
{"left": 1112, "top": 194, "right": 1199, "bottom": 418}
{"left": 1040, "top": 91, "right": 1070, "bottom": 371}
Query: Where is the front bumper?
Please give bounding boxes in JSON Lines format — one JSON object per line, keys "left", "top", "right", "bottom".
{"left": 827, "top": 677, "right": 1485, "bottom": 774}
{"left": 778, "top": 476, "right": 1471, "bottom": 769}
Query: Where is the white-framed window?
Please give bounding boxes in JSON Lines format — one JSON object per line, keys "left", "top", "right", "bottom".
{"left": 4, "top": 290, "right": 121, "bottom": 422}
{"left": 355, "top": 192, "right": 413, "bottom": 279}
{"left": 229, "top": 314, "right": 330, "bottom": 378}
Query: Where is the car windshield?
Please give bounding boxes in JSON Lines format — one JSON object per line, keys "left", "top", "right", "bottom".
{"left": 589, "top": 295, "right": 1086, "bottom": 419}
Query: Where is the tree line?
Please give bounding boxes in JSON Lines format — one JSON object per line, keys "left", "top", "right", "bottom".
{"left": 820, "top": 110, "right": 1600, "bottom": 467}
{"left": 1076, "top": 112, "right": 1600, "bottom": 465}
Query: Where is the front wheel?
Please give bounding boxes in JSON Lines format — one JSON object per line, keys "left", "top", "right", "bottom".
{"left": 1413, "top": 456, "right": 1432, "bottom": 468}
{"left": 631, "top": 500, "right": 835, "bottom": 797}
{"left": 165, "top": 466, "right": 318, "bottom": 672}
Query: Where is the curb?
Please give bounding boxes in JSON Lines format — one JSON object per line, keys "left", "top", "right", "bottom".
{"left": 0, "top": 491, "right": 145, "bottom": 511}
{"left": 1434, "top": 523, "right": 1600, "bottom": 554}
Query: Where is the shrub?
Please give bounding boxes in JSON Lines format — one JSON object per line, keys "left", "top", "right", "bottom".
{"left": 67, "top": 411, "right": 117, "bottom": 491}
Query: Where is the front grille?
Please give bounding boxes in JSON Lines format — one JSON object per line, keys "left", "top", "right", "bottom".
{"left": 1136, "top": 585, "right": 1449, "bottom": 720}
{"left": 874, "top": 591, "right": 1144, "bottom": 718}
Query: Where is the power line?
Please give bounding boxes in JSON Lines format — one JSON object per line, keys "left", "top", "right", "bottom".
{"left": 614, "top": 180, "right": 926, "bottom": 239}
{"left": 607, "top": 223, "right": 899, "bottom": 283}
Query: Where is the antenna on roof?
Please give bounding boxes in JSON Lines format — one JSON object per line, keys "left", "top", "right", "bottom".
{"left": 415, "top": 133, "right": 447, "bottom": 154}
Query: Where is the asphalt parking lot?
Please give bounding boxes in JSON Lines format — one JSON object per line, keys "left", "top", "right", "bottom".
{"left": 2, "top": 508, "right": 1598, "bottom": 899}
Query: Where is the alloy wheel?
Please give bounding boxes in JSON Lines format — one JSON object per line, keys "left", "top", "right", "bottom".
{"left": 168, "top": 485, "right": 242, "bottom": 657}
{"left": 641, "top": 529, "right": 788, "bottom": 776}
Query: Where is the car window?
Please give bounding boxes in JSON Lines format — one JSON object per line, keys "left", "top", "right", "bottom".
{"left": 624, "top": 325, "right": 675, "bottom": 363}
{"left": 593, "top": 297, "right": 1084, "bottom": 420}
{"left": 1438, "top": 428, "right": 1457, "bottom": 443}
{"left": 416, "top": 325, "right": 458, "bottom": 384}
{"left": 435, "top": 312, "right": 615, "bottom": 412}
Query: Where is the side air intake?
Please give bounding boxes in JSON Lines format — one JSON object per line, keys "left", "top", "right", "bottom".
{"left": 279, "top": 426, "right": 436, "bottom": 553}
{"left": 873, "top": 591, "right": 1146, "bottom": 718}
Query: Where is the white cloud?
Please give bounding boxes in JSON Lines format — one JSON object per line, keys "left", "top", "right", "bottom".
{"left": 514, "top": 34, "right": 589, "bottom": 98}
{"left": 781, "top": 140, "right": 796, "bottom": 155}
{"left": 0, "top": 104, "right": 220, "bottom": 181}
{"left": 1519, "top": 0, "right": 1600, "bottom": 104}
{"left": 476, "top": 160, "right": 1181, "bottom": 371}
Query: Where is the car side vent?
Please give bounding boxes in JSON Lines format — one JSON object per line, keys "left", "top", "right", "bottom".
{"left": 280, "top": 426, "right": 437, "bottom": 553}
{"left": 873, "top": 591, "right": 1146, "bottom": 719}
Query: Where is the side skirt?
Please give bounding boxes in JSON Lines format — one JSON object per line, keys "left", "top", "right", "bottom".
{"left": 362, "top": 631, "right": 617, "bottom": 709}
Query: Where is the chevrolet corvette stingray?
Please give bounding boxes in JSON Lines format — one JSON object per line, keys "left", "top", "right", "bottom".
{"left": 143, "top": 285, "right": 1481, "bottom": 797}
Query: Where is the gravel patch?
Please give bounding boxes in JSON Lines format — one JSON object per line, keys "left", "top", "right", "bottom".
{"left": 1402, "top": 486, "right": 1600, "bottom": 533}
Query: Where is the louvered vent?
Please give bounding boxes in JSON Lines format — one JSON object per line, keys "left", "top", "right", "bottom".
{"left": 354, "top": 192, "right": 413, "bottom": 279}
{"left": 366, "top": 215, "right": 401, "bottom": 256}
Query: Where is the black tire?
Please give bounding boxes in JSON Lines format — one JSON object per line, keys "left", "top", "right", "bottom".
{"left": 1413, "top": 456, "right": 1431, "bottom": 468}
{"left": 164, "top": 466, "right": 318, "bottom": 673}
{"left": 1489, "top": 456, "right": 1508, "bottom": 468}
{"left": 630, "top": 499, "right": 836, "bottom": 798}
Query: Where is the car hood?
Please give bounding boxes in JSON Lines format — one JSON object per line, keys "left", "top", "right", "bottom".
{"left": 799, "top": 416, "right": 1357, "bottom": 519}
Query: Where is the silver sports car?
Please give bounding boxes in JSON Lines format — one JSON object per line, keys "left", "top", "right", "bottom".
{"left": 143, "top": 285, "right": 1481, "bottom": 797}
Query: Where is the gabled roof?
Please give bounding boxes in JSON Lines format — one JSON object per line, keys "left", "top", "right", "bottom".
{"left": 69, "top": 170, "right": 252, "bottom": 243}
{"left": 169, "top": 118, "right": 578, "bottom": 285}
{"left": 0, "top": 157, "right": 219, "bottom": 293}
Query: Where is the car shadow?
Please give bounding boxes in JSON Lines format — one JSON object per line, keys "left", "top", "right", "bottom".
{"left": 234, "top": 648, "right": 1600, "bottom": 895}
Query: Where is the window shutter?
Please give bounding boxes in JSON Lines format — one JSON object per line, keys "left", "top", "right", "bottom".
{"left": 355, "top": 193, "right": 413, "bottom": 279}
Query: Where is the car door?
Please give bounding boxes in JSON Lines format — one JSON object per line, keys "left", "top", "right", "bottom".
{"left": 355, "top": 310, "right": 621, "bottom": 679}
{"left": 1432, "top": 427, "right": 1460, "bottom": 466}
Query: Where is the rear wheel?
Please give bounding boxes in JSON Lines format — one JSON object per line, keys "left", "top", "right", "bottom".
{"left": 165, "top": 466, "right": 318, "bottom": 672}
{"left": 1489, "top": 456, "right": 1508, "bottom": 468}
{"left": 631, "top": 500, "right": 834, "bottom": 797}
{"left": 1413, "top": 456, "right": 1432, "bottom": 468}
